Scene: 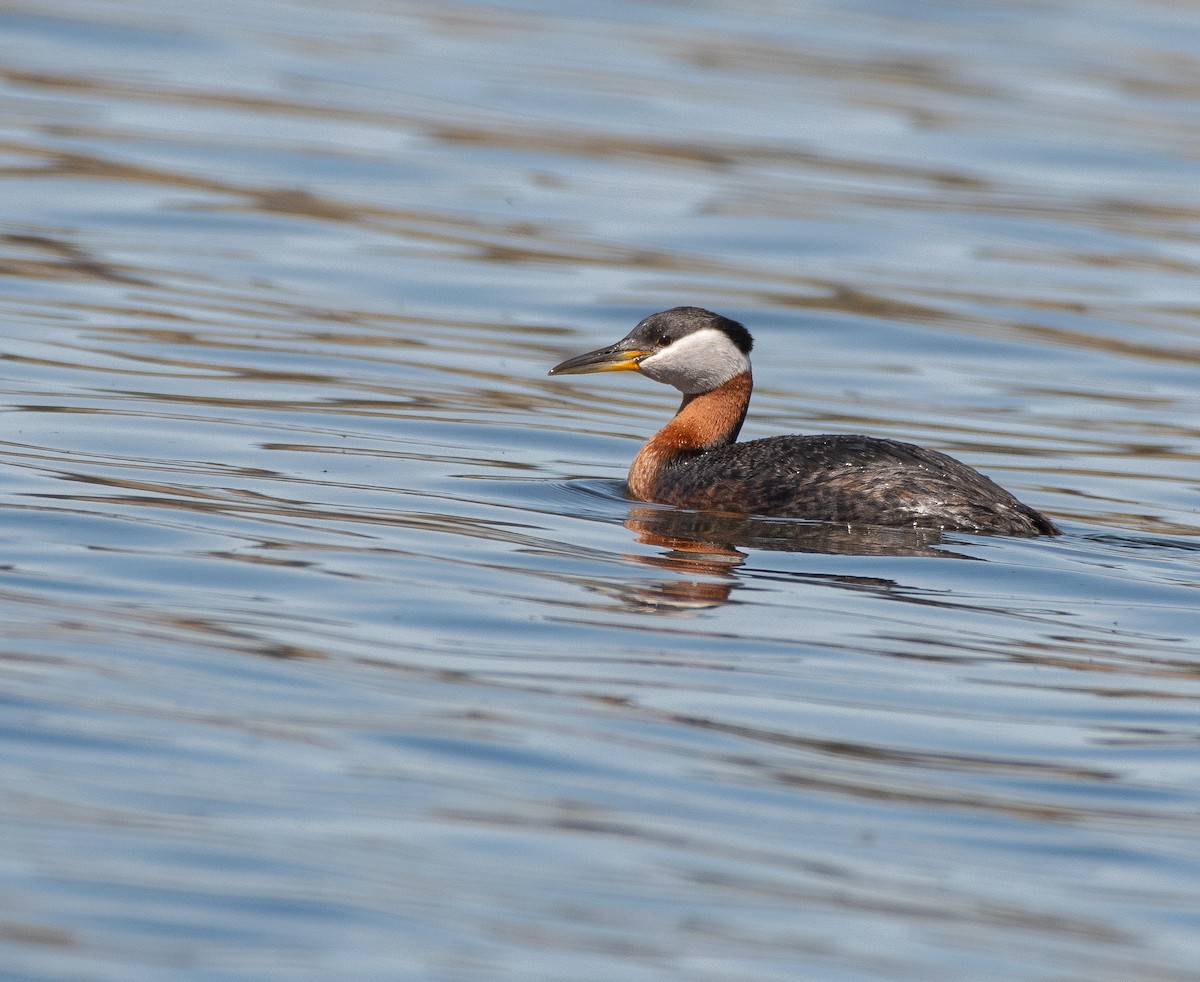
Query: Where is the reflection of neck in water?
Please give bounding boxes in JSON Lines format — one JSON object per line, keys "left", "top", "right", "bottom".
{"left": 618, "top": 507, "right": 744, "bottom": 612}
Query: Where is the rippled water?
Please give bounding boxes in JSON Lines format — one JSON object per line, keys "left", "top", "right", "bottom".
{"left": 2, "top": 1, "right": 1200, "bottom": 979}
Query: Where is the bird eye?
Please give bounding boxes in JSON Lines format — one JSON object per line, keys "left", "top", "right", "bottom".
{"left": 657, "top": 334, "right": 672, "bottom": 347}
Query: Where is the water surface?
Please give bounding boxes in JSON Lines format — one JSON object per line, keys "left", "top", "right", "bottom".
{"left": 1, "top": 1, "right": 1199, "bottom": 980}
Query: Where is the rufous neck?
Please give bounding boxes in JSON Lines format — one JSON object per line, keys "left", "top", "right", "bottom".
{"left": 627, "top": 370, "right": 753, "bottom": 500}
{"left": 667, "top": 369, "right": 752, "bottom": 451}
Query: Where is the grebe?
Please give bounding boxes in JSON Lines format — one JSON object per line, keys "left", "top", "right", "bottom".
{"left": 549, "top": 307, "right": 1059, "bottom": 536}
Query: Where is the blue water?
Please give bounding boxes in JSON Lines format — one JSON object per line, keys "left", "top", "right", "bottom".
{"left": 1, "top": 1, "right": 1199, "bottom": 979}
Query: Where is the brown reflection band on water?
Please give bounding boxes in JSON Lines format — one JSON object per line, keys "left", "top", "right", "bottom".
{"left": 5, "top": 67, "right": 1169, "bottom": 348}
{"left": 0, "top": 582, "right": 326, "bottom": 662}
{"left": 6, "top": 65, "right": 1200, "bottom": 361}
{"left": 6, "top": 129, "right": 1194, "bottom": 379}
{"left": 666, "top": 713, "right": 1133, "bottom": 826}
{"left": 0, "top": 233, "right": 152, "bottom": 286}
{"left": 0, "top": 134, "right": 836, "bottom": 296}
{"left": 0, "top": 66, "right": 995, "bottom": 184}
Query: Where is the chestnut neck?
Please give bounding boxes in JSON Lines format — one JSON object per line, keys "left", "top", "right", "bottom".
{"left": 627, "top": 370, "right": 752, "bottom": 500}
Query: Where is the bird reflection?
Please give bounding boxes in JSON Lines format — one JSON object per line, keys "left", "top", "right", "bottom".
{"left": 608, "top": 505, "right": 975, "bottom": 613}
{"left": 626, "top": 505, "right": 970, "bottom": 558}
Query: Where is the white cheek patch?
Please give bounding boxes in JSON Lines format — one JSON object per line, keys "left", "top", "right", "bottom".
{"left": 637, "top": 328, "right": 751, "bottom": 394}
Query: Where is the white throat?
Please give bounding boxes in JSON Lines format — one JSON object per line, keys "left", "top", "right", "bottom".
{"left": 637, "top": 328, "right": 751, "bottom": 394}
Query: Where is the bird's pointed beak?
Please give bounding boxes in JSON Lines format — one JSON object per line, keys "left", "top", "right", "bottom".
{"left": 548, "top": 339, "right": 650, "bottom": 376}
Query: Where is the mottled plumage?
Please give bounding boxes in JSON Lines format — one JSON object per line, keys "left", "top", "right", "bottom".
{"left": 637, "top": 433, "right": 1058, "bottom": 534}
{"left": 550, "top": 307, "right": 1059, "bottom": 536}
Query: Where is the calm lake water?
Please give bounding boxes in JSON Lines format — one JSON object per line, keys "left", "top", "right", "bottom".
{"left": 2, "top": 1, "right": 1199, "bottom": 979}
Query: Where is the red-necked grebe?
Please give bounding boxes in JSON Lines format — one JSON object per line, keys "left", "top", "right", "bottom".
{"left": 549, "top": 307, "right": 1059, "bottom": 536}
